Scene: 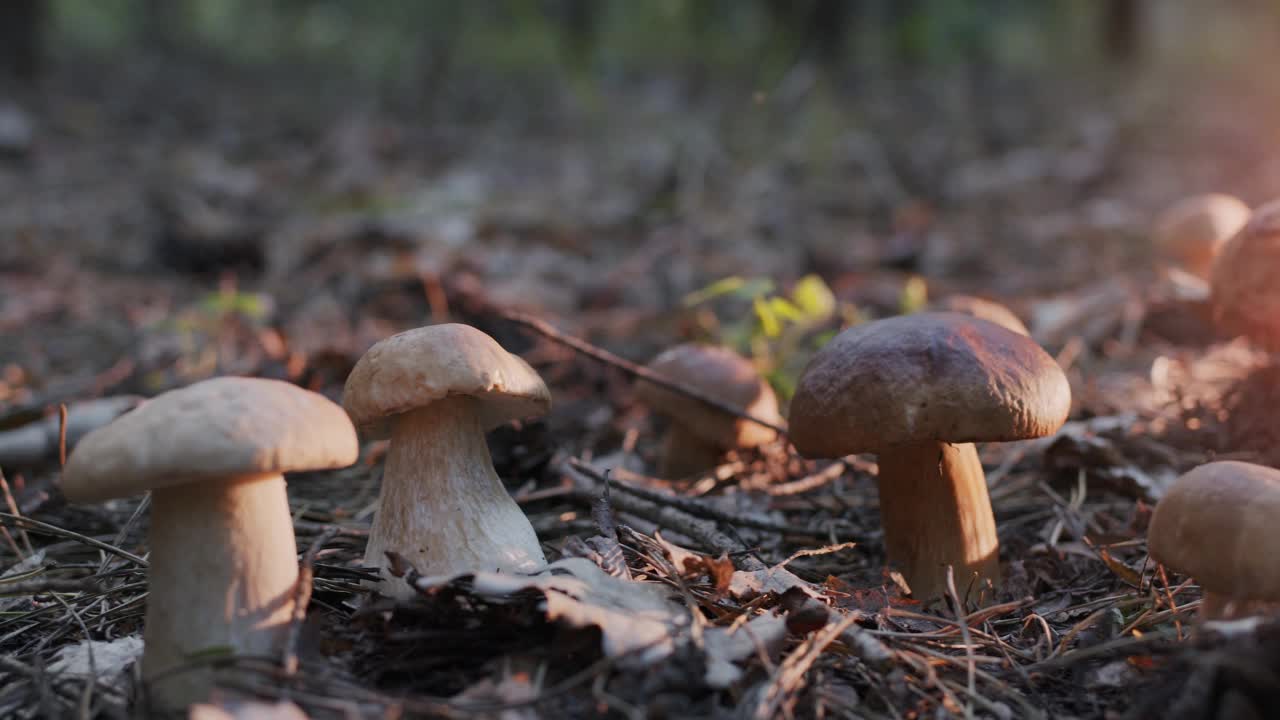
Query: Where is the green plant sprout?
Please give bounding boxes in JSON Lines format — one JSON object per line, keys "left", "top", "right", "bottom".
{"left": 196, "top": 289, "right": 272, "bottom": 321}
{"left": 683, "top": 273, "right": 858, "bottom": 400}
{"left": 899, "top": 274, "right": 929, "bottom": 315}
{"left": 142, "top": 288, "right": 277, "bottom": 390}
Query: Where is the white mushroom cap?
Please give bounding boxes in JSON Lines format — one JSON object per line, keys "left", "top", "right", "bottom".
{"left": 343, "top": 323, "right": 551, "bottom": 438}
{"left": 62, "top": 377, "right": 359, "bottom": 502}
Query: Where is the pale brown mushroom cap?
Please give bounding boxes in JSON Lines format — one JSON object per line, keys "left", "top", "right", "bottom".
{"left": 1156, "top": 193, "right": 1250, "bottom": 279}
{"left": 62, "top": 377, "right": 359, "bottom": 503}
{"left": 789, "top": 312, "right": 1071, "bottom": 458}
{"left": 1210, "top": 198, "right": 1280, "bottom": 350}
{"left": 636, "top": 343, "right": 783, "bottom": 449}
{"left": 1148, "top": 461, "right": 1280, "bottom": 601}
{"left": 925, "top": 295, "right": 1029, "bottom": 337}
{"left": 343, "top": 323, "right": 551, "bottom": 438}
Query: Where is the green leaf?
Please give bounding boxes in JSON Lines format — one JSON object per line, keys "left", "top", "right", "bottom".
{"left": 682, "top": 276, "right": 774, "bottom": 307}
{"left": 231, "top": 292, "right": 266, "bottom": 316}
{"left": 199, "top": 291, "right": 268, "bottom": 320}
{"left": 899, "top": 275, "right": 929, "bottom": 315}
{"left": 767, "top": 296, "right": 805, "bottom": 323}
{"left": 682, "top": 276, "right": 744, "bottom": 307}
{"left": 723, "top": 324, "right": 754, "bottom": 354}
{"left": 811, "top": 329, "right": 838, "bottom": 348}
{"left": 753, "top": 296, "right": 782, "bottom": 338}
{"left": 765, "top": 367, "right": 797, "bottom": 401}
{"left": 790, "top": 274, "right": 836, "bottom": 320}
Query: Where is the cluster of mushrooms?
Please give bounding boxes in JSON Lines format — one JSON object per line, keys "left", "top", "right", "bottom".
{"left": 61, "top": 324, "right": 554, "bottom": 710}
{"left": 56, "top": 192, "right": 1280, "bottom": 711}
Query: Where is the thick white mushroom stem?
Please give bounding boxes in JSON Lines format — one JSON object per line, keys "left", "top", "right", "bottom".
{"left": 364, "top": 396, "right": 547, "bottom": 600}
{"left": 659, "top": 429, "right": 725, "bottom": 479}
{"left": 876, "top": 441, "right": 1001, "bottom": 603}
{"left": 145, "top": 474, "right": 299, "bottom": 711}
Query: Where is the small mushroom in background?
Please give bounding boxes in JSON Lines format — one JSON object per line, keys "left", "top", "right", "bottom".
{"left": 60, "top": 377, "right": 359, "bottom": 712}
{"left": 1155, "top": 193, "right": 1250, "bottom": 281}
{"left": 343, "top": 323, "right": 551, "bottom": 600}
{"left": 788, "top": 312, "right": 1071, "bottom": 602}
{"left": 1210, "top": 198, "right": 1280, "bottom": 350}
{"left": 635, "top": 344, "right": 784, "bottom": 479}
{"left": 1148, "top": 461, "right": 1280, "bottom": 621}
{"left": 924, "top": 294, "right": 1030, "bottom": 336}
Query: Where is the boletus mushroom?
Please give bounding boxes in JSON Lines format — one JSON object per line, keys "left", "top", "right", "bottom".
{"left": 635, "top": 343, "right": 784, "bottom": 478}
{"left": 788, "top": 312, "right": 1071, "bottom": 602}
{"left": 1210, "top": 198, "right": 1280, "bottom": 349}
{"left": 61, "top": 377, "right": 359, "bottom": 711}
{"left": 925, "top": 295, "right": 1029, "bottom": 337}
{"left": 343, "top": 323, "right": 551, "bottom": 599}
{"left": 1148, "top": 461, "right": 1280, "bottom": 620}
{"left": 1156, "top": 193, "right": 1249, "bottom": 281}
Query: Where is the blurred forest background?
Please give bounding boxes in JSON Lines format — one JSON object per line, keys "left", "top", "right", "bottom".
{"left": 9, "top": 4, "right": 1280, "bottom": 718}
{"left": 4, "top": 0, "right": 1280, "bottom": 397}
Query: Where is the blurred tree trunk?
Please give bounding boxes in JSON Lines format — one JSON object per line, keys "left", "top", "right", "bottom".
{"left": 807, "top": 0, "right": 854, "bottom": 67}
{"left": 1103, "top": 0, "right": 1140, "bottom": 63}
{"left": 764, "top": 0, "right": 855, "bottom": 70}
{"left": 409, "top": 5, "right": 468, "bottom": 119}
{"left": 686, "top": 0, "right": 732, "bottom": 95}
{"left": 884, "top": 0, "right": 922, "bottom": 70}
{"left": 546, "top": 0, "right": 600, "bottom": 70}
{"left": 140, "top": 0, "right": 183, "bottom": 53}
{"left": 0, "top": 0, "right": 43, "bottom": 88}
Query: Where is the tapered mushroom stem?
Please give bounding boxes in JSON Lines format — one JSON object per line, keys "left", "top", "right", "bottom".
{"left": 875, "top": 441, "right": 1001, "bottom": 602}
{"left": 145, "top": 474, "right": 299, "bottom": 710}
{"left": 1199, "top": 591, "right": 1231, "bottom": 621}
{"left": 364, "top": 396, "right": 547, "bottom": 599}
{"left": 659, "top": 429, "right": 725, "bottom": 479}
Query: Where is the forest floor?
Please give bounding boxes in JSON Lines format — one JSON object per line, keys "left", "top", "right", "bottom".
{"left": 3, "top": 52, "right": 1280, "bottom": 719}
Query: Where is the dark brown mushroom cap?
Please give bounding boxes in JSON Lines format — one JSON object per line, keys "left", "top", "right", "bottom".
{"left": 1148, "top": 461, "right": 1280, "bottom": 600}
{"left": 636, "top": 344, "right": 783, "bottom": 449}
{"left": 1210, "top": 198, "right": 1280, "bottom": 350}
{"left": 925, "top": 295, "right": 1029, "bottom": 337}
{"left": 343, "top": 323, "right": 551, "bottom": 438}
{"left": 789, "top": 312, "right": 1071, "bottom": 458}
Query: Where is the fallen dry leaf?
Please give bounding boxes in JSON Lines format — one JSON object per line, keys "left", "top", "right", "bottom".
{"left": 729, "top": 565, "right": 821, "bottom": 601}
{"left": 1044, "top": 414, "right": 1181, "bottom": 501}
{"left": 47, "top": 635, "right": 144, "bottom": 685}
{"left": 655, "top": 532, "right": 735, "bottom": 593}
{"left": 702, "top": 614, "right": 788, "bottom": 688}
{"left": 653, "top": 532, "right": 822, "bottom": 600}
{"left": 413, "top": 557, "right": 686, "bottom": 668}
